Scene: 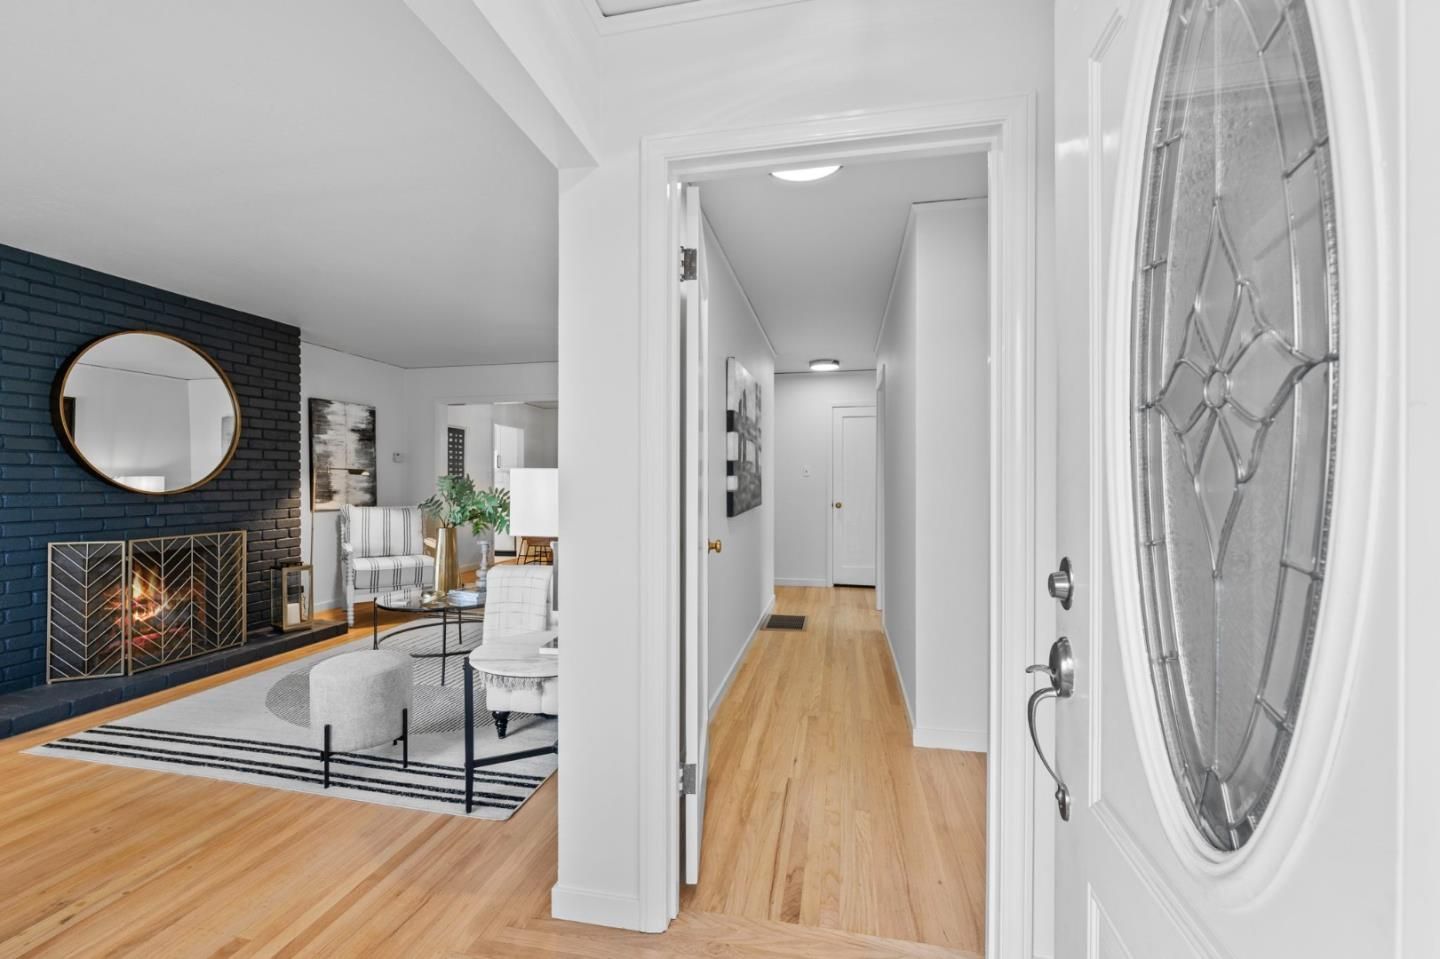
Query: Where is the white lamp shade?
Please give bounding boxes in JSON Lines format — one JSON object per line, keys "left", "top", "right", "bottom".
{"left": 509, "top": 468, "right": 559, "bottom": 538}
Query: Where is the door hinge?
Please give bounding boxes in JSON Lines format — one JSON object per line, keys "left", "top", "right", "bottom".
{"left": 680, "top": 246, "right": 697, "bottom": 282}
{"left": 679, "top": 762, "right": 697, "bottom": 795}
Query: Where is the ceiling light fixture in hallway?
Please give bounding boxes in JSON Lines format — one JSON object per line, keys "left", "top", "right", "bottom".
{"left": 770, "top": 164, "right": 841, "bottom": 182}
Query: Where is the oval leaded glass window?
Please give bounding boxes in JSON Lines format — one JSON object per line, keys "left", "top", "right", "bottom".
{"left": 1131, "top": 0, "right": 1338, "bottom": 851}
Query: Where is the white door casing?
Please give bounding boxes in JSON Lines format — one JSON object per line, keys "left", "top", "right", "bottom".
{"left": 679, "top": 183, "right": 711, "bottom": 886}
{"left": 1051, "top": 1, "right": 1402, "bottom": 957}
{"left": 641, "top": 100, "right": 1040, "bottom": 944}
{"left": 830, "top": 405, "right": 877, "bottom": 587}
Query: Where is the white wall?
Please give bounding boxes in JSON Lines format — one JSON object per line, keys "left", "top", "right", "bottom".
{"left": 299, "top": 343, "right": 408, "bottom": 612}
{"left": 542, "top": 0, "right": 1054, "bottom": 928}
{"left": 877, "top": 199, "right": 990, "bottom": 752}
{"left": 773, "top": 371, "right": 875, "bottom": 587}
{"left": 494, "top": 402, "right": 559, "bottom": 469}
{"left": 877, "top": 223, "right": 919, "bottom": 722}
{"left": 701, "top": 218, "right": 774, "bottom": 711}
{"left": 447, "top": 403, "right": 495, "bottom": 487}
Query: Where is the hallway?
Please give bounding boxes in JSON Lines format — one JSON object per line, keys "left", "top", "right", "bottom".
{"left": 688, "top": 586, "right": 987, "bottom": 954}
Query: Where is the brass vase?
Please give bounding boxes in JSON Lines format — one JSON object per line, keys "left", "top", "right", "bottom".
{"left": 433, "top": 526, "right": 461, "bottom": 595}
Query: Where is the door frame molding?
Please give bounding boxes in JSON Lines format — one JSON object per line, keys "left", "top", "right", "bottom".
{"left": 827, "top": 404, "right": 877, "bottom": 588}
{"left": 634, "top": 94, "right": 1046, "bottom": 956}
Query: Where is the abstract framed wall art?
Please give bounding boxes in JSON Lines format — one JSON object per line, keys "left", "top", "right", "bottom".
{"left": 308, "top": 398, "right": 377, "bottom": 511}
{"left": 725, "top": 357, "right": 762, "bottom": 517}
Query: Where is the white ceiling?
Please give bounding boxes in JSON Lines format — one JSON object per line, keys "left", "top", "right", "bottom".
{"left": 699, "top": 153, "right": 989, "bottom": 373}
{"left": 0, "top": 1, "right": 558, "bottom": 369}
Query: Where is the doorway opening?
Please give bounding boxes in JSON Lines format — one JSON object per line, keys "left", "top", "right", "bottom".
{"left": 678, "top": 151, "right": 991, "bottom": 953}
{"left": 441, "top": 399, "right": 558, "bottom": 572}
{"left": 647, "top": 96, "right": 1046, "bottom": 956}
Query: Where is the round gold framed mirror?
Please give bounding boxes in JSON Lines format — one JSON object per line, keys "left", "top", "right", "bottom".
{"left": 53, "top": 331, "right": 242, "bottom": 495}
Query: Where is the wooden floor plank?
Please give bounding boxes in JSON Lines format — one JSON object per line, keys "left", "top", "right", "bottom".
{"left": 0, "top": 588, "right": 983, "bottom": 958}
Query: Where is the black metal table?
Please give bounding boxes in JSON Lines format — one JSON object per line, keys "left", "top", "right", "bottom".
{"left": 372, "top": 589, "right": 484, "bottom": 686}
{"left": 462, "top": 645, "right": 559, "bottom": 813}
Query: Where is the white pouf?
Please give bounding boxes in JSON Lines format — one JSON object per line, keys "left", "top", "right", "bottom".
{"left": 309, "top": 650, "right": 413, "bottom": 753}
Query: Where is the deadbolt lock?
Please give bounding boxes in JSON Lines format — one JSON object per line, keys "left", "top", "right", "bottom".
{"left": 1048, "top": 557, "right": 1074, "bottom": 610}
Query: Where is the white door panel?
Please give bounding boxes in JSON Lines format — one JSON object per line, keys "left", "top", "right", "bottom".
{"left": 679, "top": 183, "right": 709, "bottom": 885}
{"left": 1087, "top": 894, "right": 1139, "bottom": 959}
{"left": 831, "top": 406, "right": 876, "bottom": 587}
{"left": 1052, "top": 0, "right": 1403, "bottom": 956}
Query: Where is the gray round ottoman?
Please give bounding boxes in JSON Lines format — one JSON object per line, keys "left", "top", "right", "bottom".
{"left": 310, "top": 649, "right": 413, "bottom": 786}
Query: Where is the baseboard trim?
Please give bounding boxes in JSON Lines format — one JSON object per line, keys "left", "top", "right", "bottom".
{"left": 551, "top": 883, "right": 645, "bottom": 931}
{"left": 913, "top": 725, "right": 988, "bottom": 753}
{"left": 709, "top": 595, "right": 775, "bottom": 719}
{"left": 880, "top": 622, "right": 915, "bottom": 729}
{"left": 774, "top": 577, "right": 829, "bottom": 588}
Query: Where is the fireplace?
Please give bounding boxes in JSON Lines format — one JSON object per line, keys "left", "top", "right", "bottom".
{"left": 47, "top": 531, "right": 248, "bottom": 681}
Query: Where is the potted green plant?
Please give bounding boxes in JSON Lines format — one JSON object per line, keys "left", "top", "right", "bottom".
{"left": 418, "top": 475, "right": 510, "bottom": 594}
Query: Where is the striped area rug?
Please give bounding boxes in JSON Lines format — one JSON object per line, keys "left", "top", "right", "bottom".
{"left": 27, "top": 624, "right": 557, "bottom": 820}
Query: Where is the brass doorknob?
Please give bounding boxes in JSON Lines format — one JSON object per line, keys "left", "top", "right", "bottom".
{"left": 708, "top": 539, "right": 723, "bottom": 554}
{"left": 833, "top": 501, "right": 843, "bottom": 509}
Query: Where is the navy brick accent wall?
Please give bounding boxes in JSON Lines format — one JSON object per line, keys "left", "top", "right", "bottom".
{"left": 0, "top": 243, "right": 302, "bottom": 694}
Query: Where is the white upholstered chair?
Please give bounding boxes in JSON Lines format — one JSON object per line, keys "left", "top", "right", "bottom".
{"left": 339, "top": 506, "right": 436, "bottom": 625}
{"left": 473, "top": 564, "right": 557, "bottom": 737}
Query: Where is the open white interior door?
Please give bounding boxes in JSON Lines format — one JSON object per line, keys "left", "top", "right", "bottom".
{"left": 679, "top": 183, "right": 710, "bottom": 885}
{"left": 1050, "top": 0, "right": 1401, "bottom": 956}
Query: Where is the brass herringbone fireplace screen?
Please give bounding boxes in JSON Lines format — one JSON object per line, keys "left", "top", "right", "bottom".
{"left": 47, "top": 541, "right": 127, "bottom": 681}
{"left": 47, "top": 531, "right": 248, "bottom": 680}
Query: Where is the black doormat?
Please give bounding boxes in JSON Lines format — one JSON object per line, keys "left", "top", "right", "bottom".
{"left": 764, "top": 614, "right": 807, "bottom": 631}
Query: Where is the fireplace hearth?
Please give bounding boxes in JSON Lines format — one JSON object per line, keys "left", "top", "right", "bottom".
{"left": 47, "top": 531, "right": 248, "bottom": 682}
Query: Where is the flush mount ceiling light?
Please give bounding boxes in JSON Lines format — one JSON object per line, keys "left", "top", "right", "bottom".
{"left": 809, "top": 359, "right": 841, "bottom": 372}
{"left": 771, "top": 164, "right": 842, "bottom": 183}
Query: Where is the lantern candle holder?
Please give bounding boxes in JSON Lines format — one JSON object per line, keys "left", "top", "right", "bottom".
{"left": 271, "top": 563, "right": 313, "bottom": 632}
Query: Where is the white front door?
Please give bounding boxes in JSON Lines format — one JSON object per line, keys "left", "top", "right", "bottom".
{"left": 1050, "top": 0, "right": 1402, "bottom": 956}
{"left": 830, "top": 405, "right": 876, "bottom": 587}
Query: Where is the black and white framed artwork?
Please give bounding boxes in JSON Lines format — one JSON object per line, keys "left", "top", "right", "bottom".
{"left": 447, "top": 426, "right": 466, "bottom": 477}
{"left": 308, "top": 398, "right": 377, "bottom": 511}
{"left": 725, "top": 356, "right": 762, "bottom": 516}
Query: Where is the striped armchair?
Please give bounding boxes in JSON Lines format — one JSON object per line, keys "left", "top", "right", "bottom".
{"left": 339, "top": 506, "right": 435, "bottom": 625}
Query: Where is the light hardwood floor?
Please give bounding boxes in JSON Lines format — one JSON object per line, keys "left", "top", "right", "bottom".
{"left": 688, "top": 586, "right": 987, "bottom": 953}
{"left": 0, "top": 590, "right": 983, "bottom": 959}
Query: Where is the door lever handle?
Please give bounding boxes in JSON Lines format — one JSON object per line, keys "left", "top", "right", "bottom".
{"left": 1026, "top": 636, "right": 1074, "bottom": 821}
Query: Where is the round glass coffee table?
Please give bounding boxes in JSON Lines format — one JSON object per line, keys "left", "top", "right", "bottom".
{"left": 372, "top": 589, "right": 485, "bottom": 686}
